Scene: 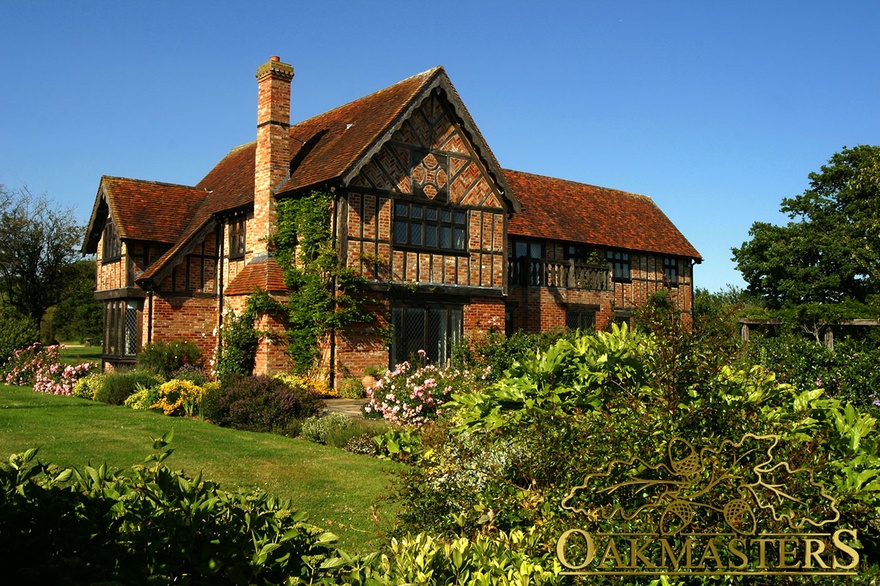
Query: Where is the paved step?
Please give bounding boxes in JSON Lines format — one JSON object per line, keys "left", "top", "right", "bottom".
{"left": 323, "top": 398, "right": 368, "bottom": 418}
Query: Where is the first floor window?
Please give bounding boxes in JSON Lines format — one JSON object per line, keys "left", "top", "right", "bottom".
{"left": 566, "top": 307, "right": 597, "bottom": 331}
{"left": 105, "top": 300, "right": 139, "bottom": 356}
{"left": 607, "top": 250, "right": 631, "bottom": 282}
{"left": 393, "top": 201, "right": 466, "bottom": 252}
{"left": 390, "top": 304, "right": 462, "bottom": 365}
{"left": 663, "top": 257, "right": 679, "bottom": 286}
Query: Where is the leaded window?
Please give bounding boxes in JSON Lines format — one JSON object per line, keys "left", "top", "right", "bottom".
{"left": 390, "top": 304, "right": 462, "bottom": 365}
{"left": 393, "top": 202, "right": 466, "bottom": 252}
{"left": 566, "top": 307, "right": 597, "bottom": 331}
{"left": 607, "top": 250, "right": 631, "bottom": 282}
{"left": 663, "top": 257, "right": 679, "bottom": 286}
{"left": 105, "top": 299, "right": 139, "bottom": 356}
{"left": 229, "top": 217, "right": 246, "bottom": 259}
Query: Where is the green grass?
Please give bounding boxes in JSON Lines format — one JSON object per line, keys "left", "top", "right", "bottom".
{"left": 59, "top": 344, "right": 102, "bottom": 366}
{"left": 0, "top": 385, "right": 400, "bottom": 552}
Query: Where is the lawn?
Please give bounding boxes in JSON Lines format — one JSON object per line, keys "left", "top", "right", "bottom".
{"left": 0, "top": 385, "right": 400, "bottom": 552}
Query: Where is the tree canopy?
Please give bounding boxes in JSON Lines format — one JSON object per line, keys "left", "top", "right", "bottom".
{"left": 732, "top": 145, "right": 880, "bottom": 318}
{"left": 0, "top": 185, "right": 83, "bottom": 332}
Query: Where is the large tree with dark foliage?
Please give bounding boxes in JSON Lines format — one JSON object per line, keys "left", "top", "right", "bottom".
{"left": 732, "top": 145, "right": 880, "bottom": 319}
{"left": 0, "top": 185, "right": 82, "bottom": 333}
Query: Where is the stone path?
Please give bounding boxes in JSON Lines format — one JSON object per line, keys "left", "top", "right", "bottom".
{"left": 323, "top": 398, "right": 368, "bottom": 418}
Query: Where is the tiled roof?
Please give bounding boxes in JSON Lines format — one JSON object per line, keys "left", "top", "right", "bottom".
{"left": 504, "top": 170, "right": 701, "bottom": 260}
{"left": 224, "top": 257, "right": 287, "bottom": 295}
{"left": 102, "top": 177, "right": 207, "bottom": 243}
{"left": 278, "top": 67, "right": 443, "bottom": 194}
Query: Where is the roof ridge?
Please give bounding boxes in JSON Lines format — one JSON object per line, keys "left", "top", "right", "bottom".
{"left": 503, "top": 168, "right": 653, "bottom": 201}
{"left": 102, "top": 175, "right": 204, "bottom": 191}
{"left": 290, "top": 66, "right": 443, "bottom": 129}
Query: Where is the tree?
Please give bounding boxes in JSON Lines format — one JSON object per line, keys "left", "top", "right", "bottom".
{"left": 732, "top": 145, "right": 880, "bottom": 317}
{"left": 44, "top": 259, "right": 102, "bottom": 343}
{"left": 0, "top": 185, "right": 82, "bottom": 333}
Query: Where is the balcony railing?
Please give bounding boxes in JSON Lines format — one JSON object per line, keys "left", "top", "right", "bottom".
{"left": 508, "top": 258, "right": 611, "bottom": 291}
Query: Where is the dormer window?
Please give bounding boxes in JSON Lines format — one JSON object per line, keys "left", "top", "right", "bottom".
{"left": 102, "top": 219, "right": 121, "bottom": 261}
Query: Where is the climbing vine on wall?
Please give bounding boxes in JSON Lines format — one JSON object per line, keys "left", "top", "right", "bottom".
{"left": 214, "top": 289, "right": 283, "bottom": 382}
{"left": 274, "top": 191, "right": 372, "bottom": 374}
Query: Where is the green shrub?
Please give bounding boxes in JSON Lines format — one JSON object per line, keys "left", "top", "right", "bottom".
{"left": 404, "top": 323, "right": 880, "bottom": 567}
{"left": 0, "top": 306, "right": 37, "bottom": 365}
{"left": 199, "top": 381, "right": 222, "bottom": 422}
{"left": 136, "top": 340, "right": 203, "bottom": 378}
{"left": 336, "top": 530, "right": 563, "bottom": 585}
{"left": 71, "top": 372, "right": 105, "bottom": 400}
{"left": 94, "top": 371, "right": 163, "bottom": 405}
{"left": 0, "top": 435, "right": 338, "bottom": 585}
{"left": 452, "top": 328, "right": 573, "bottom": 383}
{"left": 301, "top": 412, "right": 352, "bottom": 444}
{"left": 214, "top": 375, "right": 324, "bottom": 434}
{"left": 170, "top": 363, "right": 210, "bottom": 386}
{"left": 337, "top": 376, "right": 365, "bottom": 399}
{"left": 300, "top": 413, "right": 388, "bottom": 449}
{"left": 123, "top": 383, "right": 161, "bottom": 410}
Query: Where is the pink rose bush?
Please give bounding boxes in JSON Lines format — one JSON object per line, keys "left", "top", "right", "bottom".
{"left": 365, "top": 351, "right": 472, "bottom": 426}
{"left": 3, "top": 342, "right": 93, "bottom": 395}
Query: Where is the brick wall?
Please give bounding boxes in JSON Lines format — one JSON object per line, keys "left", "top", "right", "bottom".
{"left": 149, "top": 295, "right": 219, "bottom": 364}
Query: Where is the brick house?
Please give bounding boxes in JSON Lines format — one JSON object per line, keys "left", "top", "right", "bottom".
{"left": 82, "top": 56, "right": 701, "bottom": 380}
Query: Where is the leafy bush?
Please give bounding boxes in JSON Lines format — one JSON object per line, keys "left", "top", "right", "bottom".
{"left": 452, "top": 328, "right": 574, "bottom": 383}
{"left": 301, "top": 413, "right": 389, "bottom": 450}
{"left": 335, "top": 530, "right": 563, "bottom": 585}
{"left": 214, "top": 375, "right": 324, "bottom": 433}
{"left": 71, "top": 372, "right": 105, "bottom": 399}
{"left": 748, "top": 332, "right": 880, "bottom": 408}
{"left": 151, "top": 379, "right": 205, "bottom": 416}
{"left": 0, "top": 306, "right": 37, "bottom": 365}
{"left": 170, "top": 363, "right": 210, "bottom": 386}
{"left": 274, "top": 372, "right": 336, "bottom": 397}
{"left": 136, "top": 339, "right": 203, "bottom": 378}
{"left": 301, "top": 412, "right": 353, "bottom": 444}
{"left": 123, "top": 383, "right": 161, "bottom": 410}
{"left": 365, "top": 353, "right": 473, "bottom": 426}
{"left": 199, "top": 381, "right": 222, "bottom": 422}
{"left": 400, "top": 322, "right": 880, "bottom": 574}
{"left": 94, "top": 371, "right": 163, "bottom": 405}
{"left": 337, "top": 376, "right": 365, "bottom": 399}
{"left": 0, "top": 435, "right": 339, "bottom": 585}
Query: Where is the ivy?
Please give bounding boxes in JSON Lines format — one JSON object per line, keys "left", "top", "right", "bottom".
{"left": 215, "top": 289, "right": 284, "bottom": 382}
{"left": 274, "top": 191, "right": 372, "bottom": 374}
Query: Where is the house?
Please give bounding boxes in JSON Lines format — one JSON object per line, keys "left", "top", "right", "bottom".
{"left": 82, "top": 56, "right": 701, "bottom": 380}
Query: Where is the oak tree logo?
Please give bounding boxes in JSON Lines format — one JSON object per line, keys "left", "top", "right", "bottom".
{"left": 561, "top": 434, "right": 840, "bottom": 536}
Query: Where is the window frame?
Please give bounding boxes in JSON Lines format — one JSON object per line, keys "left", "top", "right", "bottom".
{"left": 228, "top": 216, "right": 246, "bottom": 260}
{"left": 102, "top": 218, "right": 122, "bottom": 262}
{"left": 566, "top": 305, "right": 597, "bottom": 331}
{"left": 663, "top": 257, "right": 679, "bottom": 287}
{"left": 104, "top": 299, "right": 139, "bottom": 357}
{"left": 393, "top": 201, "right": 467, "bottom": 254}
{"left": 390, "top": 303, "right": 463, "bottom": 366}
{"left": 606, "top": 249, "right": 631, "bottom": 282}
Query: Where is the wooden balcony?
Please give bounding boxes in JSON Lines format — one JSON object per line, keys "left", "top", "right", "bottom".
{"left": 508, "top": 258, "right": 611, "bottom": 291}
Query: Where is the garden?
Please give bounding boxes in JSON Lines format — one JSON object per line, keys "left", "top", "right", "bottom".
{"left": 2, "top": 293, "right": 880, "bottom": 584}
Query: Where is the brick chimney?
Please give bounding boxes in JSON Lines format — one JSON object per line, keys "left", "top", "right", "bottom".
{"left": 253, "top": 56, "right": 294, "bottom": 257}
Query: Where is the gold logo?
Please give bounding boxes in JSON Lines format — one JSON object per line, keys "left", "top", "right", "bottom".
{"left": 556, "top": 435, "right": 858, "bottom": 575}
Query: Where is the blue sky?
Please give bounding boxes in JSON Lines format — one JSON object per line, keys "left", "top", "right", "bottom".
{"left": 2, "top": 1, "right": 879, "bottom": 292}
